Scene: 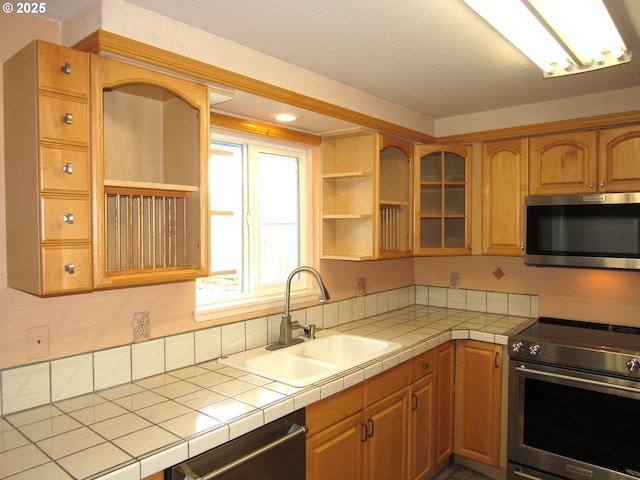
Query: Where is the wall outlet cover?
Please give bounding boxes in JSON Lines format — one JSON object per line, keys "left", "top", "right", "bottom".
{"left": 27, "top": 325, "right": 49, "bottom": 360}
{"left": 356, "top": 277, "right": 366, "bottom": 297}
{"left": 450, "top": 272, "right": 461, "bottom": 289}
{"left": 133, "top": 311, "right": 150, "bottom": 343}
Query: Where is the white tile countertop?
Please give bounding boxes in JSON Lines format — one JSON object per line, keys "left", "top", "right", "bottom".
{"left": 0, "top": 305, "right": 535, "bottom": 480}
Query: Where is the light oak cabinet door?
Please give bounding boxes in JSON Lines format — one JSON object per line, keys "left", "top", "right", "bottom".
{"left": 433, "top": 342, "right": 455, "bottom": 466}
{"left": 529, "top": 131, "right": 598, "bottom": 194}
{"left": 482, "top": 138, "right": 528, "bottom": 256}
{"left": 307, "top": 412, "right": 364, "bottom": 480}
{"left": 364, "top": 387, "right": 410, "bottom": 480}
{"left": 454, "top": 340, "right": 502, "bottom": 467}
{"left": 598, "top": 125, "right": 640, "bottom": 192}
{"left": 414, "top": 144, "right": 472, "bottom": 256}
{"left": 4, "top": 40, "right": 92, "bottom": 295}
{"left": 409, "top": 372, "right": 434, "bottom": 480}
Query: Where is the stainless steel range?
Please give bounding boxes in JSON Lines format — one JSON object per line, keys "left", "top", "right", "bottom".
{"left": 507, "top": 317, "right": 640, "bottom": 480}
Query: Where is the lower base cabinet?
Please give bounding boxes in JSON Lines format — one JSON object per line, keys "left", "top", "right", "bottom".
{"left": 453, "top": 340, "right": 502, "bottom": 467}
{"left": 307, "top": 342, "right": 455, "bottom": 480}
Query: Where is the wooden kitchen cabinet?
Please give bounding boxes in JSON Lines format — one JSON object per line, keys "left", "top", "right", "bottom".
{"left": 90, "top": 54, "right": 209, "bottom": 288}
{"left": 597, "top": 125, "right": 640, "bottom": 192}
{"left": 433, "top": 342, "right": 455, "bottom": 467}
{"left": 4, "top": 40, "right": 92, "bottom": 295}
{"left": 414, "top": 144, "right": 472, "bottom": 255}
{"left": 321, "top": 130, "right": 413, "bottom": 260}
{"left": 527, "top": 127, "right": 640, "bottom": 195}
{"left": 307, "top": 344, "right": 455, "bottom": 480}
{"left": 529, "top": 131, "right": 597, "bottom": 194}
{"left": 454, "top": 340, "right": 502, "bottom": 467}
{"left": 378, "top": 134, "right": 413, "bottom": 259}
{"left": 307, "top": 363, "right": 411, "bottom": 480}
{"left": 482, "top": 138, "right": 528, "bottom": 256}
{"left": 409, "top": 349, "right": 436, "bottom": 480}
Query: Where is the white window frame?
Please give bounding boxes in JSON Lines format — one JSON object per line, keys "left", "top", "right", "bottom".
{"left": 195, "top": 130, "right": 317, "bottom": 322}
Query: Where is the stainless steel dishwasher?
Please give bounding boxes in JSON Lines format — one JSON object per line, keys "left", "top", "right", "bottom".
{"left": 168, "top": 409, "right": 306, "bottom": 480}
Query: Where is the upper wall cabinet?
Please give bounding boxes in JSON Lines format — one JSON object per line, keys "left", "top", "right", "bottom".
{"left": 378, "top": 135, "right": 413, "bottom": 259}
{"left": 4, "top": 41, "right": 92, "bottom": 295}
{"left": 529, "top": 127, "right": 640, "bottom": 195}
{"left": 90, "top": 55, "right": 209, "bottom": 289}
{"left": 320, "top": 130, "right": 413, "bottom": 260}
{"left": 597, "top": 125, "right": 640, "bottom": 193}
{"left": 414, "top": 144, "right": 472, "bottom": 256}
{"left": 482, "top": 139, "right": 528, "bottom": 256}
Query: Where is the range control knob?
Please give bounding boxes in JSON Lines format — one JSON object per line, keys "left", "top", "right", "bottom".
{"left": 512, "top": 342, "right": 524, "bottom": 353}
{"left": 626, "top": 358, "right": 640, "bottom": 372}
{"left": 529, "top": 344, "right": 541, "bottom": 356}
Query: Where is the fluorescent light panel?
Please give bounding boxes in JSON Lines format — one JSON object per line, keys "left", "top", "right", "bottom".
{"left": 463, "top": 0, "right": 631, "bottom": 77}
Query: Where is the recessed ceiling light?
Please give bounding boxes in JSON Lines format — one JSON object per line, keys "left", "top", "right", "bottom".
{"left": 273, "top": 113, "right": 301, "bottom": 122}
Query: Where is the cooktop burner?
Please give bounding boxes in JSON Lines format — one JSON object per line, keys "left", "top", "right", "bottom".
{"left": 509, "top": 317, "right": 640, "bottom": 378}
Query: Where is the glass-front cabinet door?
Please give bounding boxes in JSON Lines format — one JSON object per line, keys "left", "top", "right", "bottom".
{"left": 414, "top": 144, "right": 472, "bottom": 256}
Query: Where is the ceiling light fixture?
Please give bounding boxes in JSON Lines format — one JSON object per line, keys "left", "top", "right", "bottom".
{"left": 273, "top": 113, "right": 301, "bottom": 122}
{"left": 463, "top": 0, "right": 631, "bottom": 77}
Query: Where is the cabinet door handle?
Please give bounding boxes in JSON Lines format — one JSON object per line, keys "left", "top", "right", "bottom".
{"left": 422, "top": 361, "right": 430, "bottom": 370}
{"left": 63, "top": 113, "right": 73, "bottom": 124}
{"left": 412, "top": 393, "right": 418, "bottom": 411}
{"left": 61, "top": 62, "right": 72, "bottom": 74}
{"left": 495, "top": 351, "right": 500, "bottom": 368}
{"left": 367, "top": 418, "right": 374, "bottom": 438}
{"left": 64, "top": 263, "right": 75, "bottom": 275}
{"left": 62, "top": 163, "right": 73, "bottom": 174}
{"left": 360, "top": 422, "right": 368, "bottom": 442}
{"left": 63, "top": 213, "right": 75, "bottom": 224}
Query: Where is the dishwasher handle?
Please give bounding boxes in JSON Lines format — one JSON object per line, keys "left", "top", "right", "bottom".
{"left": 186, "top": 423, "right": 308, "bottom": 480}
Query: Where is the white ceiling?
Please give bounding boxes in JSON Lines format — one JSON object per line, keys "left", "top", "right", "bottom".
{"left": 41, "top": 0, "right": 640, "bottom": 133}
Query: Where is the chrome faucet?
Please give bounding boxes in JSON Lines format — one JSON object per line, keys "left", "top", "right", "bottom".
{"left": 266, "top": 266, "right": 330, "bottom": 350}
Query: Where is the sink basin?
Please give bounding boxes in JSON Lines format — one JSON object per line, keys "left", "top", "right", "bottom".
{"left": 218, "top": 332, "right": 402, "bottom": 387}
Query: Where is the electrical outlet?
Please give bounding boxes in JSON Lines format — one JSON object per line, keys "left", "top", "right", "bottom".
{"left": 450, "top": 272, "right": 461, "bottom": 289}
{"left": 28, "top": 326, "right": 50, "bottom": 360}
{"left": 356, "top": 277, "right": 367, "bottom": 297}
{"left": 133, "top": 311, "right": 150, "bottom": 343}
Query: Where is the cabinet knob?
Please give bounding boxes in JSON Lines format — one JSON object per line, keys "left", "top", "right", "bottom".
{"left": 63, "top": 113, "right": 73, "bottom": 124}
{"left": 589, "top": 182, "right": 595, "bottom": 189}
{"left": 520, "top": 245, "right": 525, "bottom": 251}
{"left": 63, "top": 213, "right": 75, "bottom": 224}
{"left": 61, "top": 62, "right": 72, "bottom": 74}
{"left": 600, "top": 180, "right": 605, "bottom": 188}
{"left": 64, "top": 263, "right": 75, "bottom": 274}
{"left": 62, "top": 163, "right": 73, "bottom": 174}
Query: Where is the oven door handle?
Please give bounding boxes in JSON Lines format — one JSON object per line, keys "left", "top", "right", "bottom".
{"left": 515, "top": 365, "right": 640, "bottom": 394}
{"left": 512, "top": 467, "right": 547, "bottom": 480}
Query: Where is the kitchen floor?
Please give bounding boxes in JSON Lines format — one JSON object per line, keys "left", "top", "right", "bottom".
{"left": 433, "top": 463, "right": 493, "bottom": 480}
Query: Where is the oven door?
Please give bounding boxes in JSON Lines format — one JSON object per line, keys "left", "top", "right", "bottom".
{"left": 508, "top": 359, "right": 640, "bottom": 480}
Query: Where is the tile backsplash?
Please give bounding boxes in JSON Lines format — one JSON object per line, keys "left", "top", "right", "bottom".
{"left": 0, "top": 285, "right": 538, "bottom": 415}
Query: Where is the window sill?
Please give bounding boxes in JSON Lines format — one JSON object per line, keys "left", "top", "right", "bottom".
{"left": 194, "top": 290, "right": 319, "bottom": 323}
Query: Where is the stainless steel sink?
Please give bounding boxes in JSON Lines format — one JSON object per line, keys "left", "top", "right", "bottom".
{"left": 218, "top": 332, "right": 401, "bottom": 387}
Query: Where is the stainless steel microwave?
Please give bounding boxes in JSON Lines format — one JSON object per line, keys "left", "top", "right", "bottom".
{"left": 524, "top": 192, "right": 640, "bottom": 270}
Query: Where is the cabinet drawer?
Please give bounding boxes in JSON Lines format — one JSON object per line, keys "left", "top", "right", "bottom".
{"left": 410, "top": 349, "right": 436, "bottom": 382}
{"left": 40, "top": 196, "right": 91, "bottom": 242}
{"left": 40, "top": 145, "right": 90, "bottom": 193}
{"left": 36, "top": 41, "right": 88, "bottom": 97}
{"left": 41, "top": 245, "right": 92, "bottom": 294}
{"left": 38, "top": 93, "right": 89, "bottom": 145}
{"left": 365, "top": 362, "right": 410, "bottom": 406}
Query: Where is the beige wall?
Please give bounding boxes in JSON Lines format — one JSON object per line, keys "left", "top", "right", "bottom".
{"left": 1, "top": 8, "right": 640, "bottom": 373}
